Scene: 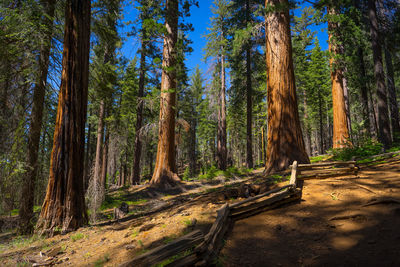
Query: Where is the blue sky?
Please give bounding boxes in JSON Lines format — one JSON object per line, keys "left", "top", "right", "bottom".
{"left": 120, "top": 1, "right": 328, "bottom": 79}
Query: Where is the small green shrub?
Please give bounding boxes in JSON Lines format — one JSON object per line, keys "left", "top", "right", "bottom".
{"left": 94, "top": 253, "right": 110, "bottom": 267}
{"left": 329, "top": 138, "right": 383, "bottom": 161}
{"left": 100, "top": 195, "right": 147, "bottom": 210}
{"left": 70, "top": 233, "right": 85, "bottom": 242}
{"left": 182, "top": 218, "right": 192, "bottom": 226}
{"left": 198, "top": 165, "right": 219, "bottom": 180}
{"left": 182, "top": 167, "right": 191, "bottom": 181}
{"left": 223, "top": 166, "right": 240, "bottom": 178}
{"left": 310, "top": 154, "right": 330, "bottom": 163}
{"left": 10, "top": 234, "right": 44, "bottom": 249}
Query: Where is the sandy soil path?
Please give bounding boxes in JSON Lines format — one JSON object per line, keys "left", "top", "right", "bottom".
{"left": 221, "top": 158, "right": 400, "bottom": 267}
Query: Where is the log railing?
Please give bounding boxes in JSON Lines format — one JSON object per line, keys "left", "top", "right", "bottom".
{"left": 290, "top": 161, "right": 359, "bottom": 180}
{"left": 119, "top": 159, "right": 361, "bottom": 266}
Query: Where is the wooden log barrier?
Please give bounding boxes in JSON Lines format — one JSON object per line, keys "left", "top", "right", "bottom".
{"left": 298, "top": 167, "right": 358, "bottom": 180}
{"left": 231, "top": 189, "right": 302, "bottom": 221}
{"left": 165, "top": 253, "right": 199, "bottom": 267}
{"left": 299, "top": 161, "right": 356, "bottom": 167}
{"left": 289, "top": 161, "right": 298, "bottom": 187}
{"left": 195, "top": 204, "right": 230, "bottom": 254}
{"left": 230, "top": 184, "right": 293, "bottom": 209}
{"left": 120, "top": 230, "right": 204, "bottom": 267}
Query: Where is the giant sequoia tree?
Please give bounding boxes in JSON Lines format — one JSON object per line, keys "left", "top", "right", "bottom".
{"left": 150, "top": 0, "right": 180, "bottom": 188}
{"left": 327, "top": 5, "right": 352, "bottom": 148}
{"left": 36, "top": 0, "right": 90, "bottom": 235}
{"left": 264, "top": 0, "right": 309, "bottom": 173}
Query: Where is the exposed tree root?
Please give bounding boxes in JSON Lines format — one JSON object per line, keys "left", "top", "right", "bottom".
{"left": 362, "top": 197, "right": 400, "bottom": 207}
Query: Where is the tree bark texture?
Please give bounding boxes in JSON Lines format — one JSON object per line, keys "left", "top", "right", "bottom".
{"left": 384, "top": 46, "right": 400, "bottom": 143}
{"left": 264, "top": 0, "right": 309, "bottom": 174}
{"left": 318, "top": 91, "right": 324, "bottom": 154}
{"left": 303, "top": 90, "right": 312, "bottom": 155}
{"left": 188, "top": 117, "right": 197, "bottom": 177}
{"left": 94, "top": 100, "right": 105, "bottom": 188}
{"left": 217, "top": 56, "right": 227, "bottom": 170}
{"left": 84, "top": 110, "right": 92, "bottom": 192}
{"left": 368, "top": 0, "right": 391, "bottom": 148}
{"left": 327, "top": 6, "right": 351, "bottom": 148}
{"left": 131, "top": 31, "right": 147, "bottom": 185}
{"left": 18, "top": 0, "right": 55, "bottom": 234}
{"left": 342, "top": 74, "right": 352, "bottom": 139}
{"left": 246, "top": 0, "right": 253, "bottom": 169}
{"left": 357, "top": 46, "right": 372, "bottom": 135}
{"left": 36, "top": 0, "right": 90, "bottom": 235}
{"left": 150, "top": 0, "right": 180, "bottom": 188}
{"left": 101, "top": 130, "right": 109, "bottom": 188}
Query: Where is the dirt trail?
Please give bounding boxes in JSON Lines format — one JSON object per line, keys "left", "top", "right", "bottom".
{"left": 221, "top": 157, "right": 400, "bottom": 267}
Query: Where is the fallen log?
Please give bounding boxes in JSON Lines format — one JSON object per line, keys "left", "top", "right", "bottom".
{"left": 232, "top": 189, "right": 302, "bottom": 220}
{"left": 362, "top": 197, "right": 400, "bottom": 207}
{"left": 119, "top": 230, "right": 204, "bottom": 267}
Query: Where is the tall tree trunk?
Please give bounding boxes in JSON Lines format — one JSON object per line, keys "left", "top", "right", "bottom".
{"left": 150, "top": 0, "right": 180, "bottom": 188}
{"left": 357, "top": 47, "right": 372, "bottom": 136}
{"left": 261, "top": 126, "right": 266, "bottom": 164}
{"left": 101, "top": 130, "right": 109, "bottom": 188}
{"left": 318, "top": 91, "right": 324, "bottom": 154}
{"left": 303, "top": 90, "right": 312, "bottom": 155}
{"left": 264, "top": 0, "right": 309, "bottom": 174}
{"left": 343, "top": 74, "right": 352, "bottom": 139}
{"left": 217, "top": 56, "right": 227, "bottom": 170}
{"left": 131, "top": 30, "right": 147, "bottom": 185}
{"left": 328, "top": 6, "right": 351, "bottom": 148}
{"left": 384, "top": 46, "right": 400, "bottom": 143}
{"left": 93, "top": 100, "right": 105, "bottom": 187}
{"left": 18, "top": 0, "right": 55, "bottom": 234}
{"left": 245, "top": 0, "right": 253, "bottom": 169}
{"left": 188, "top": 118, "right": 197, "bottom": 177}
{"left": 36, "top": 0, "right": 90, "bottom": 236}
{"left": 84, "top": 110, "right": 92, "bottom": 192}
{"left": 368, "top": 0, "right": 391, "bottom": 149}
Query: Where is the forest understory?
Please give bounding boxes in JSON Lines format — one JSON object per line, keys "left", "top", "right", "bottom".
{"left": 1, "top": 153, "right": 400, "bottom": 266}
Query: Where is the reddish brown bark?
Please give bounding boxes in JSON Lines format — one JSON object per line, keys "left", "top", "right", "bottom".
{"left": 368, "top": 0, "right": 391, "bottom": 149}
{"left": 36, "top": 0, "right": 90, "bottom": 235}
{"left": 264, "top": 0, "right": 309, "bottom": 174}
{"left": 18, "top": 0, "right": 55, "bottom": 234}
{"left": 150, "top": 0, "right": 180, "bottom": 188}
{"left": 327, "top": 6, "right": 352, "bottom": 149}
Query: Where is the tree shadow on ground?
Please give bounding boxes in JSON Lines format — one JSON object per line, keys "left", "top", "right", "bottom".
{"left": 220, "top": 160, "right": 400, "bottom": 267}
